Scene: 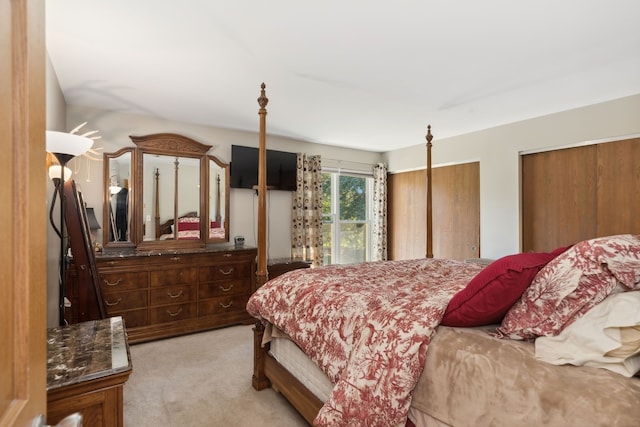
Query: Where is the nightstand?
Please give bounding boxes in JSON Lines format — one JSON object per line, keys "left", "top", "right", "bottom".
{"left": 47, "top": 316, "right": 132, "bottom": 427}
{"left": 268, "top": 258, "right": 311, "bottom": 280}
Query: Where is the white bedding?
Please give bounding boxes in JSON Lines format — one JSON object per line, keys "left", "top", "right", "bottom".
{"left": 535, "top": 291, "right": 640, "bottom": 377}
{"left": 269, "top": 336, "right": 333, "bottom": 402}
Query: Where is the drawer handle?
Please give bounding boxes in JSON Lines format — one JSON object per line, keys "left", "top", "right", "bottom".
{"left": 219, "top": 268, "right": 234, "bottom": 275}
{"left": 170, "top": 256, "right": 181, "bottom": 261}
{"left": 223, "top": 253, "right": 232, "bottom": 257}
{"left": 167, "top": 290, "right": 183, "bottom": 299}
{"left": 105, "top": 297, "right": 122, "bottom": 306}
{"left": 219, "top": 284, "right": 234, "bottom": 292}
{"left": 219, "top": 301, "right": 233, "bottom": 309}
{"left": 103, "top": 278, "right": 123, "bottom": 287}
{"left": 167, "top": 308, "right": 183, "bottom": 317}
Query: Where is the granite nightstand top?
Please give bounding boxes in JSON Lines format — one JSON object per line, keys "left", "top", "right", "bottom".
{"left": 47, "top": 316, "right": 132, "bottom": 391}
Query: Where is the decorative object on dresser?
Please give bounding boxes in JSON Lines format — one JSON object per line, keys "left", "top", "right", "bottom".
{"left": 47, "top": 316, "right": 132, "bottom": 427}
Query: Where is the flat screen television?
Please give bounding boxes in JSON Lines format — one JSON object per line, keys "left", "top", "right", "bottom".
{"left": 230, "top": 145, "right": 297, "bottom": 191}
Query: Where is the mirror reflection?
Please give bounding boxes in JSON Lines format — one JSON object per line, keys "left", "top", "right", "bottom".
{"left": 208, "top": 156, "right": 229, "bottom": 243}
{"left": 104, "top": 149, "right": 133, "bottom": 247}
{"left": 143, "top": 154, "right": 201, "bottom": 241}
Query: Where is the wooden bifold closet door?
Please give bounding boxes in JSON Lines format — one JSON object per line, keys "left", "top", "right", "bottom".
{"left": 522, "top": 137, "right": 640, "bottom": 252}
{"left": 388, "top": 162, "right": 480, "bottom": 261}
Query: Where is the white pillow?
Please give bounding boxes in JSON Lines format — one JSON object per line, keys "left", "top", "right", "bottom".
{"left": 535, "top": 291, "right": 640, "bottom": 377}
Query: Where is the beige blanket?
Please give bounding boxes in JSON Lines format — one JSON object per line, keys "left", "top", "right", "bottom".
{"left": 411, "top": 326, "right": 640, "bottom": 427}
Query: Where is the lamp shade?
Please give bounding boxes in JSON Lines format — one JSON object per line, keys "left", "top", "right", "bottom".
{"left": 48, "top": 165, "right": 73, "bottom": 181}
{"left": 85, "top": 207, "right": 101, "bottom": 230}
{"left": 46, "top": 131, "right": 93, "bottom": 156}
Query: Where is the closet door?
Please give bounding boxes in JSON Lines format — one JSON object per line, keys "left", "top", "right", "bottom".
{"left": 522, "top": 137, "right": 640, "bottom": 252}
{"left": 522, "top": 145, "right": 597, "bottom": 252}
{"left": 596, "top": 137, "right": 640, "bottom": 236}
{"left": 388, "top": 162, "right": 480, "bottom": 261}
{"left": 432, "top": 162, "right": 480, "bottom": 260}
{"left": 388, "top": 170, "right": 426, "bottom": 260}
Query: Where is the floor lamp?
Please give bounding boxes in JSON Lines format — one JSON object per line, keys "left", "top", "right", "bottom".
{"left": 46, "top": 131, "right": 93, "bottom": 326}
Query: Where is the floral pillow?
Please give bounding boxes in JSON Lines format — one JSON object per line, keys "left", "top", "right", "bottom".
{"left": 497, "top": 234, "right": 640, "bottom": 340}
{"left": 441, "top": 246, "right": 570, "bottom": 327}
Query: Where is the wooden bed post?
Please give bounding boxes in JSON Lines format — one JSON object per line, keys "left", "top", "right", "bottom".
{"left": 252, "top": 321, "right": 270, "bottom": 390}
{"left": 257, "top": 83, "right": 269, "bottom": 286}
{"left": 426, "top": 125, "right": 433, "bottom": 258}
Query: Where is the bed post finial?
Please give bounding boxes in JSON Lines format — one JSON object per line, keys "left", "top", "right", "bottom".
{"left": 258, "top": 82, "right": 269, "bottom": 109}
{"left": 426, "top": 125, "right": 433, "bottom": 259}
{"left": 257, "top": 83, "right": 269, "bottom": 287}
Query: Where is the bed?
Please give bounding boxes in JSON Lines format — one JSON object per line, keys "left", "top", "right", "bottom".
{"left": 247, "top": 85, "right": 640, "bottom": 426}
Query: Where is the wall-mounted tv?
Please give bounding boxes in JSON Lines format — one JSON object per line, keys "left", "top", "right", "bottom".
{"left": 230, "top": 145, "right": 297, "bottom": 191}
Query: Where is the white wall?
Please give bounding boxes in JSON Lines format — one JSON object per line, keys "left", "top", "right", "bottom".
{"left": 46, "top": 53, "right": 68, "bottom": 327}
{"left": 65, "top": 105, "right": 383, "bottom": 260}
{"left": 384, "top": 94, "right": 640, "bottom": 259}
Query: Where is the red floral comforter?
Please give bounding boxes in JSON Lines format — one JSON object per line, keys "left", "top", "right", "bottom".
{"left": 246, "top": 258, "right": 483, "bottom": 427}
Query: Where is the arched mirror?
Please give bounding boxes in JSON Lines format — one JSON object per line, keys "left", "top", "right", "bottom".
{"left": 103, "top": 133, "right": 230, "bottom": 251}
{"left": 102, "top": 148, "right": 134, "bottom": 248}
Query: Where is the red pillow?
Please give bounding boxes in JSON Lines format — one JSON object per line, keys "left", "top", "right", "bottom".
{"left": 178, "top": 219, "right": 200, "bottom": 231}
{"left": 441, "top": 246, "right": 570, "bottom": 327}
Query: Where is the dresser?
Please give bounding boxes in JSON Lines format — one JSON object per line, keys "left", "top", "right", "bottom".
{"left": 68, "top": 245, "right": 257, "bottom": 343}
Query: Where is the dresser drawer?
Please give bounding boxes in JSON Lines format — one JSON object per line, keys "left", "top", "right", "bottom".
{"left": 198, "top": 279, "right": 249, "bottom": 298}
{"left": 100, "top": 271, "right": 148, "bottom": 292}
{"left": 116, "top": 309, "right": 148, "bottom": 328}
{"left": 103, "top": 290, "right": 148, "bottom": 312}
{"left": 198, "top": 294, "right": 249, "bottom": 316}
{"left": 199, "top": 262, "right": 251, "bottom": 282}
{"left": 149, "top": 302, "right": 196, "bottom": 324}
{"left": 150, "top": 284, "right": 195, "bottom": 306}
{"left": 150, "top": 267, "right": 197, "bottom": 287}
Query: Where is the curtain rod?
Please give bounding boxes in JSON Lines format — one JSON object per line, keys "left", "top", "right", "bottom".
{"left": 323, "top": 158, "right": 381, "bottom": 167}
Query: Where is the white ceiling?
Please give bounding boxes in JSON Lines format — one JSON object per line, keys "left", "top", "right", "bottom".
{"left": 46, "top": 1, "right": 640, "bottom": 152}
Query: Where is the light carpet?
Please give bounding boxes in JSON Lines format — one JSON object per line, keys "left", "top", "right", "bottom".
{"left": 124, "top": 324, "right": 308, "bottom": 426}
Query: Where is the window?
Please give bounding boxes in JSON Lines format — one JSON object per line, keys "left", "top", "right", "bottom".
{"left": 322, "top": 170, "right": 373, "bottom": 265}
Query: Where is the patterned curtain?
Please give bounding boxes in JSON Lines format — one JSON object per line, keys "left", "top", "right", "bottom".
{"left": 291, "top": 154, "right": 323, "bottom": 267}
{"left": 372, "top": 162, "right": 388, "bottom": 261}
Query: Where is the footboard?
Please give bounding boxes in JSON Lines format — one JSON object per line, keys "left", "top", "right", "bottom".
{"left": 252, "top": 321, "right": 323, "bottom": 425}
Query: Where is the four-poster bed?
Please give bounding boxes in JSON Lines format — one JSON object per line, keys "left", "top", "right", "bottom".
{"left": 248, "top": 84, "right": 640, "bottom": 426}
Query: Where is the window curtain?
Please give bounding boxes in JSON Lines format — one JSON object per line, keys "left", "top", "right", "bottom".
{"left": 372, "top": 162, "right": 388, "bottom": 261}
{"left": 291, "top": 154, "right": 323, "bottom": 267}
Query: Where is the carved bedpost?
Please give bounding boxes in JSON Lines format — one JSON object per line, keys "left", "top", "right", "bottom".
{"left": 426, "top": 125, "right": 433, "bottom": 258}
{"left": 257, "top": 83, "right": 269, "bottom": 286}
{"left": 252, "top": 321, "right": 271, "bottom": 390}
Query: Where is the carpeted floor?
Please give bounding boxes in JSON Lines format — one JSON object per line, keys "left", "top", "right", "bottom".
{"left": 124, "top": 324, "right": 308, "bottom": 426}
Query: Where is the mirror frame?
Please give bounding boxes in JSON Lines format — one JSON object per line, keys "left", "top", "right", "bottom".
{"left": 102, "top": 147, "right": 135, "bottom": 249}
{"left": 102, "top": 133, "right": 231, "bottom": 251}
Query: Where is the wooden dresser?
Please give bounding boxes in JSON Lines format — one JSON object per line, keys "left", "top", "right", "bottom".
{"left": 68, "top": 245, "right": 257, "bottom": 343}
